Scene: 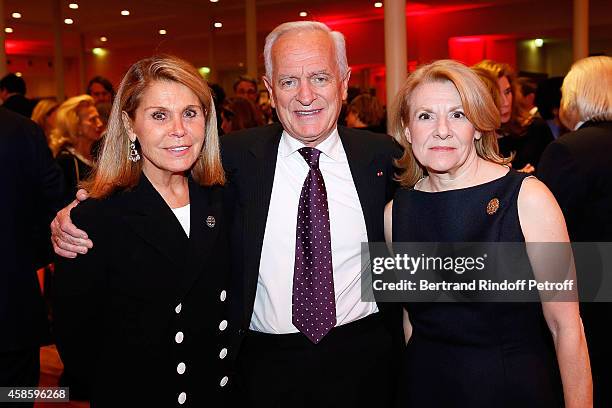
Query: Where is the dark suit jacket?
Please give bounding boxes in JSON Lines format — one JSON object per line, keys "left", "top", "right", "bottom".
{"left": 2, "top": 94, "right": 35, "bottom": 118}
{"left": 537, "top": 121, "right": 612, "bottom": 241}
{"left": 499, "top": 117, "right": 554, "bottom": 170}
{"left": 53, "top": 175, "right": 233, "bottom": 407}
{"left": 221, "top": 123, "right": 402, "bottom": 348}
{"left": 0, "top": 107, "right": 64, "bottom": 353}
{"left": 537, "top": 121, "right": 612, "bottom": 406}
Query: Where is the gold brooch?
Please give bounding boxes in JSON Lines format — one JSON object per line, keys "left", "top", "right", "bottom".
{"left": 486, "top": 198, "right": 500, "bottom": 215}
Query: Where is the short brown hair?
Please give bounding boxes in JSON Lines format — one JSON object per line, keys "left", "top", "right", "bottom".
{"left": 83, "top": 55, "right": 225, "bottom": 198}
{"left": 390, "top": 59, "right": 508, "bottom": 188}
{"left": 348, "top": 94, "right": 384, "bottom": 127}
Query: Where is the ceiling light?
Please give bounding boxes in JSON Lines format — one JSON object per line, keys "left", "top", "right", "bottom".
{"left": 534, "top": 38, "right": 544, "bottom": 47}
{"left": 121, "top": 10, "right": 130, "bottom": 16}
{"left": 69, "top": 3, "right": 79, "bottom": 9}
{"left": 198, "top": 67, "right": 211, "bottom": 76}
{"left": 214, "top": 22, "right": 222, "bottom": 28}
{"left": 100, "top": 36, "right": 108, "bottom": 42}
{"left": 210, "top": 0, "right": 219, "bottom": 2}
{"left": 4, "top": 27, "right": 14, "bottom": 33}
{"left": 299, "top": 11, "right": 308, "bottom": 17}
{"left": 92, "top": 47, "right": 108, "bottom": 57}
{"left": 64, "top": 18, "right": 74, "bottom": 24}
{"left": 12, "top": 12, "right": 22, "bottom": 19}
{"left": 15, "top": 72, "right": 22, "bottom": 77}
{"left": 159, "top": 29, "right": 167, "bottom": 35}
{"left": 374, "top": 2, "right": 383, "bottom": 8}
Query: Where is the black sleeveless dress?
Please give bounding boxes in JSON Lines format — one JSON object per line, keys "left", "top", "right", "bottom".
{"left": 393, "top": 170, "right": 563, "bottom": 407}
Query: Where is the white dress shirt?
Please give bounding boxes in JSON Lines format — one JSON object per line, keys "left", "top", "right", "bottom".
{"left": 250, "top": 128, "right": 378, "bottom": 333}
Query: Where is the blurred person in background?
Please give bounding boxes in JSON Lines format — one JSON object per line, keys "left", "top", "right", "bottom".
{"left": 0, "top": 73, "right": 36, "bottom": 118}
{"left": 537, "top": 56, "right": 612, "bottom": 407}
{"left": 536, "top": 76, "right": 569, "bottom": 140}
{"left": 86, "top": 76, "right": 114, "bottom": 105}
{"left": 472, "top": 65, "right": 502, "bottom": 110}
{"left": 0, "top": 106, "right": 64, "bottom": 406}
{"left": 257, "top": 89, "right": 275, "bottom": 124}
{"left": 233, "top": 75, "right": 258, "bottom": 104}
{"left": 87, "top": 76, "right": 115, "bottom": 128}
{"left": 516, "top": 77, "right": 540, "bottom": 119}
{"left": 220, "top": 96, "right": 264, "bottom": 134}
{"left": 31, "top": 98, "right": 59, "bottom": 143}
{"left": 345, "top": 93, "right": 385, "bottom": 133}
{"left": 474, "top": 60, "right": 554, "bottom": 173}
{"left": 49, "top": 95, "right": 103, "bottom": 204}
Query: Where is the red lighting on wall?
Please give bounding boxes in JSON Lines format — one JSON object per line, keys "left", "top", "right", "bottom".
{"left": 5, "top": 39, "right": 51, "bottom": 55}
{"left": 448, "top": 35, "right": 517, "bottom": 68}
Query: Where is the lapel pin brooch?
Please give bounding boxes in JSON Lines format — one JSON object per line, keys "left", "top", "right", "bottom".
{"left": 206, "top": 215, "right": 216, "bottom": 228}
{"left": 376, "top": 171, "right": 384, "bottom": 177}
{"left": 486, "top": 198, "right": 500, "bottom": 215}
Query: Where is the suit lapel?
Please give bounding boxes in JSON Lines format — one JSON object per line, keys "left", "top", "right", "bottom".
{"left": 338, "top": 127, "right": 378, "bottom": 242}
{"left": 121, "top": 175, "right": 189, "bottom": 269}
{"left": 177, "top": 179, "right": 220, "bottom": 300}
{"left": 243, "top": 126, "right": 282, "bottom": 322}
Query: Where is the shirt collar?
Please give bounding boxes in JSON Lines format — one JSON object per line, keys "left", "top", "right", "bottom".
{"left": 279, "top": 127, "right": 343, "bottom": 162}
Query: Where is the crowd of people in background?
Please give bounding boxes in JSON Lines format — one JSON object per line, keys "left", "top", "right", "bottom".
{"left": 1, "top": 19, "right": 610, "bottom": 407}
{"left": 1, "top": 59, "right": 572, "bottom": 171}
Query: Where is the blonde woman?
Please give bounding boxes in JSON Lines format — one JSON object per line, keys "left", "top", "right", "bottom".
{"left": 49, "top": 95, "right": 103, "bottom": 203}
{"left": 30, "top": 98, "right": 59, "bottom": 141}
{"left": 386, "top": 59, "right": 591, "bottom": 407}
{"left": 52, "top": 55, "right": 232, "bottom": 406}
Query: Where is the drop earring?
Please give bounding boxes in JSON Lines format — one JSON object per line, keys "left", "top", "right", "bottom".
{"left": 128, "top": 141, "right": 141, "bottom": 162}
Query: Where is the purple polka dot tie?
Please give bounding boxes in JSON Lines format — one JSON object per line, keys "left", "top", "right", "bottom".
{"left": 293, "top": 147, "right": 336, "bottom": 344}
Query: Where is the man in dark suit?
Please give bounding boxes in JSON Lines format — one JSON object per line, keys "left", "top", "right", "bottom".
{"left": 221, "top": 21, "right": 402, "bottom": 407}
{"left": 51, "top": 21, "right": 402, "bottom": 407}
{"left": 0, "top": 107, "right": 64, "bottom": 396}
{"left": 0, "top": 74, "right": 36, "bottom": 118}
{"left": 536, "top": 55, "right": 612, "bottom": 408}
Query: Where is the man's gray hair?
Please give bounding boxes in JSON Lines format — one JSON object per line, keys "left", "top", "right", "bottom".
{"left": 264, "top": 21, "right": 349, "bottom": 80}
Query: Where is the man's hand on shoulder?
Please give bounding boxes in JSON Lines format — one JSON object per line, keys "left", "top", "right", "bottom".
{"left": 51, "top": 189, "right": 94, "bottom": 258}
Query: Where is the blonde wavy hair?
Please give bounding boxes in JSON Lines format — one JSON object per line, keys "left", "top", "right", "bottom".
{"left": 48, "top": 95, "right": 95, "bottom": 156}
{"left": 82, "top": 55, "right": 225, "bottom": 199}
{"left": 390, "top": 59, "right": 509, "bottom": 188}
{"left": 30, "top": 98, "right": 59, "bottom": 139}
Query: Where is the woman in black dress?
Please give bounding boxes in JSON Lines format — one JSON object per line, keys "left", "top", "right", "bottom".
{"left": 52, "top": 55, "right": 233, "bottom": 407}
{"left": 386, "top": 60, "right": 591, "bottom": 407}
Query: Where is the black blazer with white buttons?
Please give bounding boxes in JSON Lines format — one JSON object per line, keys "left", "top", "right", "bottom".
{"left": 221, "top": 123, "right": 403, "bottom": 348}
{"left": 53, "top": 174, "right": 233, "bottom": 407}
